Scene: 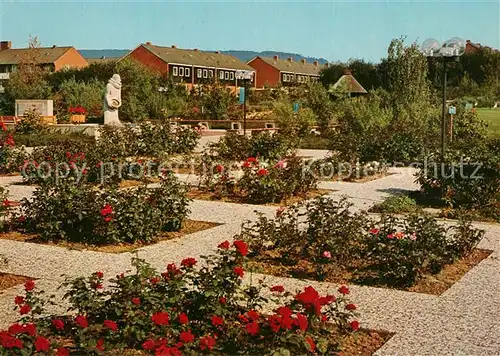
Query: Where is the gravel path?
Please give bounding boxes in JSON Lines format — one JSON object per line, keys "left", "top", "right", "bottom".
{"left": 0, "top": 160, "right": 499, "bottom": 355}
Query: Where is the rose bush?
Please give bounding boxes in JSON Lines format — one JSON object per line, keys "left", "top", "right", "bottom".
{"left": 16, "top": 172, "right": 190, "bottom": 244}
{"left": 198, "top": 155, "right": 318, "bottom": 204}
{"left": 416, "top": 140, "right": 500, "bottom": 221}
{"left": 238, "top": 196, "right": 484, "bottom": 287}
{"left": 0, "top": 123, "right": 27, "bottom": 175}
{"left": 0, "top": 241, "right": 360, "bottom": 355}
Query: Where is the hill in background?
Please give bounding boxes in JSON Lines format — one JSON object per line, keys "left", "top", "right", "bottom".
{"left": 79, "top": 49, "right": 328, "bottom": 64}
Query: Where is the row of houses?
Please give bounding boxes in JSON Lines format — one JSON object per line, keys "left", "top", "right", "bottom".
{"left": 0, "top": 38, "right": 493, "bottom": 92}
{"left": 0, "top": 40, "right": 337, "bottom": 92}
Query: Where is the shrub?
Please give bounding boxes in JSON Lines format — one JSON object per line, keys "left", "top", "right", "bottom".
{"left": 14, "top": 108, "right": 47, "bottom": 135}
{"left": 98, "top": 122, "right": 200, "bottom": 158}
{"left": 17, "top": 172, "right": 190, "bottom": 244}
{"left": 241, "top": 197, "right": 368, "bottom": 265}
{"left": 309, "top": 157, "right": 387, "bottom": 181}
{"left": 202, "top": 131, "right": 294, "bottom": 163}
{"left": 416, "top": 141, "right": 500, "bottom": 221}
{"left": 361, "top": 213, "right": 484, "bottom": 286}
{"left": 0, "top": 125, "right": 27, "bottom": 174}
{"left": 0, "top": 242, "right": 359, "bottom": 355}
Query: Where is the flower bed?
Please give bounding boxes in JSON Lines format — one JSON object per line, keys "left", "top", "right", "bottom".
{"left": 197, "top": 155, "right": 319, "bottom": 204}
{"left": 416, "top": 142, "right": 500, "bottom": 222}
{"left": 13, "top": 173, "right": 190, "bottom": 245}
{"left": 0, "top": 242, "right": 388, "bottom": 355}
{"left": 238, "top": 197, "right": 488, "bottom": 292}
{"left": 0, "top": 220, "right": 219, "bottom": 253}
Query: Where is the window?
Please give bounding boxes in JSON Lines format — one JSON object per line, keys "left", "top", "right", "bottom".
{"left": 185, "top": 68, "right": 190, "bottom": 77}
{"left": 282, "top": 74, "right": 287, "bottom": 82}
{"left": 298, "top": 76, "right": 302, "bottom": 83}
{"left": 230, "top": 72, "right": 234, "bottom": 80}
{"left": 224, "top": 71, "right": 229, "bottom": 80}
{"left": 197, "top": 69, "right": 202, "bottom": 78}
{"left": 179, "top": 67, "right": 184, "bottom": 76}
{"left": 203, "top": 69, "right": 208, "bottom": 78}
{"left": 219, "top": 71, "right": 224, "bottom": 80}
{"left": 172, "top": 66, "right": 178, "bottom": 76}
{"left": 209, "top": 70, "right": 213, "bottom": 78}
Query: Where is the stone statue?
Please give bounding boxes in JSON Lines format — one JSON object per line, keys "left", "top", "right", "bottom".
{"left": 104, "top": 74, "right": 122, "bottom": 125}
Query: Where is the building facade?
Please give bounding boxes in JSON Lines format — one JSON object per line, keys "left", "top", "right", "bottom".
{"left": 247, "top": 55, "right": 326, "bottom": 88}
{"left": 124, "top": 43, "right": 255, "bottom": 91}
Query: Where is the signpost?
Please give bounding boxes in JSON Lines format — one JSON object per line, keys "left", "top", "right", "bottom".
{"left": 448, "top": 104, "right": 456, "bottom": 142}
{"left": 235, "top": 70, "right": 254, "bottom": 135}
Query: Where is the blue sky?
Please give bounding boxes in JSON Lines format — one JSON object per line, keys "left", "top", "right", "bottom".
{"left": 0, "top": 0, "right": 498, "bottom": 62}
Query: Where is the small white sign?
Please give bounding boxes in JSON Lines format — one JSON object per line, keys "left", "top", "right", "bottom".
{"left": 235, "top": 70, "right": 253, "bottom": 80}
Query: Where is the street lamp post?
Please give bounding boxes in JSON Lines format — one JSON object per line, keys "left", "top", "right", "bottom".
{"left": 235, "top": 70, "right": 254, "bottom": 135}
{"left": 421, "top": 37, "right": 465, "bottom": 159}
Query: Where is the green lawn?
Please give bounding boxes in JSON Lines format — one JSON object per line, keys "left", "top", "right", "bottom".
{"left": 477, "top": 108, "right": 500, "bottom": 138}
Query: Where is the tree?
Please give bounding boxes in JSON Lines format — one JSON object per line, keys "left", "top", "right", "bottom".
{"left": 387, "top": 37, "right": 431, "bottom": 109}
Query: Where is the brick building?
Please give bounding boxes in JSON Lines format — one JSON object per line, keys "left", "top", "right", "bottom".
{"left": 0, "top": 41, "right": 88, "bottom": 74}
{"left": 0, "top": 41, "right": 88, "bottom": 92}
{"left": 123, "top": 43, "right": 255, "bottom": 91}
{"left": 247, "top": 55, "right": 327, "bottom": 88}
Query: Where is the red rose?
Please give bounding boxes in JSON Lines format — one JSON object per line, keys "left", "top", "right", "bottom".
{"left": 338, "top": 285, "right": 350, "bottom": 295}
{"left": 96, "top": 338, "right": 105, "bottom": 351}
{"left": 104, "top": 320, "right": 118, "bottom": 331}
{"left": 233, "top": 266, "right": 244, "bottom": 278}
{"left": 19, "top": 304, "right": 31, "bottom": 315}
{"left": 350, "top": 320, "right": 360, "bottom": 331}
{"left": 14, "top": 296, "right": 24, "bottom": 305}
{"left": 23, "top": 323, "right": 36, "bottom": 336}
{"left": 233, "top": 240, "right": 248, "bottom": 256}
{"left": 295, "top": 286, "right": 320, "bottom": 305}
{"left": 131, "top": 298, "right": 141, "bottom": 306}
{"left": 8, "top": 324, "right": 24, "bottom": 334}
{"left": 246, "top": 310, "right": 260, "bottom": 321}
{"left": 179, "top": 330, "right": 195, "bottom": 344}
{"left": 94, "top": 283, "right": 103, "bottom": 289}
{"left": 178, "top": 313, "right": 189, "bottom": 325}
{"left": 270, "top": 285, "right": 285, "bottom": 293}
{"left": 242, "top": 161, "right": 251, "bottom": 168}
{"left": 247, "top": 157, "right": 257, "bottom": 163}
{"left": 52, "top": 319, "right": 64, "bottom": 330}
{"left": 238, "top": 314, "right": 249, "bottom": 323}
{"left": 57, "top": 348, "right": 70, "bottom": 356}
{"left": 150, "top": 277, "right": 161, "bottom": 284}
{"left": 142, "top": 339, "right": 156, "bottom": 350}
{"left": 246, "top": 321, "right": 260, "bottom": 336}
{"left": 151, "top": 311, "right": 169, "bottom": 326}
{"left": 199, "top": 335, "right": 216, "bottom": 351}
{"left": 24, "top": 280, "right": 35, "bottom": 292}
{"left": 100, "top": 204, "right": 113, "bottom": 217}
{"left": 215, "top": 164, "right": 224, "bottom": 173}
{"left": 95, "top": 271, "right": 104, "bottom": 279}
{"left": 218, "top": 240, "right": 230, "bottom": 250}
{"left": 211, "top": 315, "right": 224, "bottom": 326}
{"left": 257, "top": 168, "right": 269, "bottom": 176}
{"left": 219, "top": 297, "right": 226, "bottom": 305}
{"left": 34, "top": 336, "right": 50, "bottom": 352}
{"left": 104, "top": 216, "right": 112, "bottom": 222}
{"left": 181, "top": 257, "right": 197, "bottom": 268}
{"left": 75, "top": 315, "right": 88, "bottom": 328}
{"left": 305, "top": 336, "right": 316, "bottom": 352}
{"left": 346, "top": 303, "right": 357, "bottom": 311}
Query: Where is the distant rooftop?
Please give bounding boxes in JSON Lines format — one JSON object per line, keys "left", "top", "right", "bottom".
{"left": 254, "top": 55, "right": 327, "bottom": 76}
